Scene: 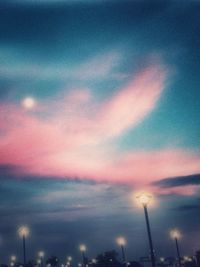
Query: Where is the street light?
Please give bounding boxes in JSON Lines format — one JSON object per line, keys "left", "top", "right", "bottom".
{"left": 38, "top": 251, "right": 45, "bottom": 267}
{"left": 18, "top": 226, "right": 29, "bottom": 265}
{"left": 136, "top": 193, "right": 156, "bottom": 267}
{"left": 170, "top": 229, "right": 182, "bottom": 267}
{"left": 116, "top": 237, "right": 126, "bottom": 264}
{"left": 79, "top": 245, "right": 87, "bottom": 267}
{"left": 11, "top": 256, "right": 17, "bottom": 262}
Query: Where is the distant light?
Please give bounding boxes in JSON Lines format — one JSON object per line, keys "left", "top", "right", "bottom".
{"left": 11, "top": 256, "right": 16, "bottom": 262}
{"left": 160, "top": 257, "right": 165, "bottom": 262}
{"left": 92, "top": 259, "right": 97, "bottom": 264}
{"left": 170, "top": 229, "right": 181, "bottom": 239}
{"left": 22, "top": 97, "right": 36, "bottom": 109}
{"left": 116, "top": 236, "right": 126, "bottom": 246}
{"left": 78, "top": 263, "right": 82, "bottom": 267}
{"left": 37, "top": 259, "right": 41, "bottom": 264}
{"left": 79, "top": 244, "right": 86, "bottom": 252}
{"left": 38, "top": 251, "right": 45, "bottom": 258}
{"left": 18, "top": 226, "right": 29, "bottom": 238}
{"left": 67, "top": 256, "right": 72, "bottom": 261}
{"left": 11, "top": 263, "right": 14, "bottom": 267}
{"left": 136, "top": 192, "right": 152, "bottom": 206}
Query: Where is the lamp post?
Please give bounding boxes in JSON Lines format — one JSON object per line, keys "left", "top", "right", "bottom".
{"left": 116, "top": 237, "right": 126, "bottom": 264}
{"left": 79, "top": 245, "right": 87, "bottom": 267}
{"left": 38, "top": 251, "right": 45, "bottom": 267}
{"left": 18, "top": 226, "right": 29, "bottom": 266}
{"left": 170, "top": 229, "right": 181, "bottom": 267}
{"left": 137, "top": 193, "right": 156, "bottom": 267}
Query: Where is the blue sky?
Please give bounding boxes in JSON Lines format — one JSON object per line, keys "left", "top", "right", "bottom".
{"left": 0, "top": 0, "right": 200, "bottom": 264}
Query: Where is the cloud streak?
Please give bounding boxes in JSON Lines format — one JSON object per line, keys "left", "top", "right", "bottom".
{"left": 1, "top": 62, "right": 200, "bottom": 193}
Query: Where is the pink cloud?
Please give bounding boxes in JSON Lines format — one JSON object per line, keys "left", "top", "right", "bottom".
{"left": 1, "top": 63, "right": 200, "bottom": 194}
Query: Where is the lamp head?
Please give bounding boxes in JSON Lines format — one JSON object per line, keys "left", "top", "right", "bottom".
{"left": 116, "top": 236, "right": 126, "bottom": 246}
{"left": 137, "top": 193, "right": 152, "bottom": 206}
{"left": 79, "top": 244, "right": 86, "bottom": 252}
{"left": 170, "top": 229, "right": 181, "bottom": 239}
{"left": 18, "top": 226, "right": 29, "bottom": 238}
{"left": 38, "top": 251, "right": 45, "bottom": 258}
{"left": 11, "top": 256, "right": 16, "bottom": 262}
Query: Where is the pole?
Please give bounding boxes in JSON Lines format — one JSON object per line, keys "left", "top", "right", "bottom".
{"left": 121, "top": 245, "right": 126, "bottom": 263}
{"left": 23, "top": 235, "right": 26, "bottom": 266}
{"left": 143, "top": 204, "right": 156, "bottom": 267}
{"left": 82, "top": 252, "right": 85, "bottom": 267}
{"left": 175, "top": 238, "right": 181, "bottom": 267}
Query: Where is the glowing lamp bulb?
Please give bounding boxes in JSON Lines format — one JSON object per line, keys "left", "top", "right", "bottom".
{"left": 170, "top": 229, "right": 181, "bottom": 239}
{"left": 137, "top": 193, "right": 152, "bottom": 206}
{"left": 79, "top": 244, "right": 86, "bottom": 252}
{"left": 68, "top": 257, "right": 72, "bottom": 261}
{"left": 11, "top": 256, "right": 16, "bottom": 262}
{"left": 116, "top": 236, "right": 126, "bottom": 246}
{"left": 18, "top": 226, "right": 29, "bottom": 238}
{"left": 38, "top": 251, "right": 45, "bottom": 258}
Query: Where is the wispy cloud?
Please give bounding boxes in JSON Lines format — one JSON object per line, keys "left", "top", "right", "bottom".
{"left": 0, "top": 51, "right": 123, "bottom": 82}
{"left": 1, "top": 61, "right": 199, "bottom": 193}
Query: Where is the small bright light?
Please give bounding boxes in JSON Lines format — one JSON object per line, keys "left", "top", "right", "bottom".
{"left": 68, "top": 256, "right": 72, "bottom": 261}
{"left": 22, "top": 97, "right": 36, "bottom": 109}
{"left": 137, "top": 192, "right": 152, "bottom": 206}
{"left": 160, "top": 257, "right": 165, "bottom": 262}
{"left": 11, "top": 263, "right": 14, "bottom": 267}
{"left": 11, "top": 256, "right": 16, "bottom": 262}
{"left": 37, "top": 259, "right": 41, "bottom": 264}
{"left": 38, "top": 251, "right": 45, "bottom": 258}
{"left": 170, "top": 229, "right": 181, "bottom": 239}
{"left": 79, "top": 244, "right": 86, "bottom": 252}
{"left": 18, "top": 226, "right": 29, "bottom": 238}
{"left": 78, "top": 263, "right": 82, "bottom": 267}
{"left": 92, "top": 259, "right": 97, "bottom": 264}
{"left": 116, "top": 236, "right": 126, "bottom": 246}
{"left": 67, "top": 262, "right": 70, "bottom": 266}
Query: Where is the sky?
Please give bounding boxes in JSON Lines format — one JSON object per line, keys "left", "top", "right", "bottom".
{"left": 0, "top": 0, "right": 200, "bottom": 264}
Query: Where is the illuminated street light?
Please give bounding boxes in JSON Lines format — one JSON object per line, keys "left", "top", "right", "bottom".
{"left": 170, "top": 229, "right": 182, "bottom": 267}
{"left": 116, "top": 237, "right": 127, "bottom": 264}
{"left": 11, "top": 256, "right": 16, "bottom": 262}
{"left": 160, "top": 257, "right": 165, "bottom": 262}
{"left": 79, "top": 245, "right": 87, "bottom": 267}
{"left": 18, "top": 226, "right": 29, "bottom": 265}
{"left": 136, "top": 193, "right": 156, "bottom": 267}
{"left": 78, "top": 263, "right": 82, "bottom": 267}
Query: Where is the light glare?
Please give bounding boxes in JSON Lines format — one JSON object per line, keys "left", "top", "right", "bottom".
{"left": 116, "top": 236, "right": 126, "bottom": 246}
{"left": 170, "top": 229, "right": 181, "bottom": 239}
{"left": 79, "top": 244, "right": 86, "bottom": 252}
{"left": 18, "top": 226, "right": 29, "bottom": 238}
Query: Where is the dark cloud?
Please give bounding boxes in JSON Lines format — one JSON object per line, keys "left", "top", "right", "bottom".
{"left": 152, "top": 173, "right": 200, "bottom": 188}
